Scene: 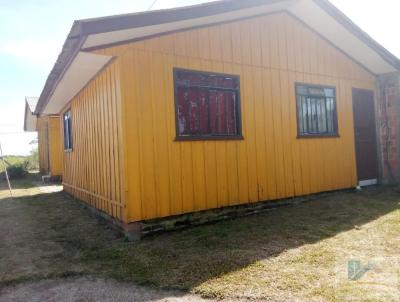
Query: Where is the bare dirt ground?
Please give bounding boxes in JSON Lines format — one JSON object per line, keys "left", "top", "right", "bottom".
{"left": 0, "top": 176, "right": 207, "bottom": 302}
{"left": 0, "top": 278, "right": 205, "bottom": 302}
{"left": 0, "top": 175, "right": 399, "bottom": 301}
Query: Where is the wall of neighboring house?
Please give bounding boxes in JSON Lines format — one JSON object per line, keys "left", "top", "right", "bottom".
{"left": 61, "top": 60, "right": 126, "bottom": 222}
{"left": 37, "top": 116, "right": 63, "bottom": 177}
{"left": 48, "top": 117, "right": 63, "bottom": 177}
{"left": 377, "top": 72, "right": 400, "bottom": 183}
{"left": 93, "top": 11, "right": 376, "bottom": 223}
{"left": 37, "top": 117, "right": 50, "bottom": 174}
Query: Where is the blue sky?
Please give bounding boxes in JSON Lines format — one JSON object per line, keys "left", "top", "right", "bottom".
{"left": 0, "top": 0, "right": 399, "bottom": 155}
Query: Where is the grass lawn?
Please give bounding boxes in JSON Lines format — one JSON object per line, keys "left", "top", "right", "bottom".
{"left": 0, "top": 175, "right": 399, "bottom": 301}
{"left": 0, "top": 155, "right": 28, "bottom": 172}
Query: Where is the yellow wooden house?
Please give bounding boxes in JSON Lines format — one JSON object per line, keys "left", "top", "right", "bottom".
{"left": 24, "top": 97, "right": 63, "bottom": 178}
{"left": 32, "top": 0, "right": 400, "bottom": 237}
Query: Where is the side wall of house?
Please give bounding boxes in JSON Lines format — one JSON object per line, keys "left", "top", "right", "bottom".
{"left": 37, "top": 117, "right": 49, "bottom": 174}
{"left": 48, "top": 117, "right": 63, "bottom": 177}
{"left": 100, "top": 12, "right": 376, "bottom": 223}
{"left": 37, "top": 116, "right": 63, "bottom": 176}
{"left": 61, "top": 60, "right": 127, "bottom": 222}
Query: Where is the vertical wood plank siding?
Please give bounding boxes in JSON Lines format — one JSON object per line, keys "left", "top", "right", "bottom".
{"left": 96, "top": 12, "right": 375, "bottom": 222}
{"left": 37, "top": 117, "right": 49, "bottom": 174}
{"left": 37, "top": 116, "right": 63, "bottom": 176}
{"left": 48, "top": 117, "right": 63, "bottom": 176}
{"left": 62, "top": 60, "right": 126, "bottom": 222}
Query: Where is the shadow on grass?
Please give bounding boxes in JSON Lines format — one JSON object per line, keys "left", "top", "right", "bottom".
{"left": 0, "top": 173, "right": 42, "bottom": 195}
{"left": 1, "top": 179, "right": 399, "bottom": 300}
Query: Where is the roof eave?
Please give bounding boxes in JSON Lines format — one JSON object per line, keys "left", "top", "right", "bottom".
{"left": 78, "top": 0, "right": 289, "bottom": 35}
{"left": 34, "top": 21, "right": 86, "bottom": 115}
{"left": 313, "top": 0, "right": 400, "bottom": 71}
{"left": 35, "top": 0, "right": 400, "bottom": 115}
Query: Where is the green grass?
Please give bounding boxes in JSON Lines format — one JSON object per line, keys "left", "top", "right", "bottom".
{"left": 0, "top": 152, "right": 39, "bottom": 174}
{"left": 1, "top": 155, "right": 29, "bottom": 165}
{"left": 0, "top": 177, "right": 399, "bottom": 301}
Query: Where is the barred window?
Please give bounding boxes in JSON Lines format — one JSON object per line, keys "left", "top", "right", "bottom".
{"left": 296, "top": 84, "right": 338, "bottom": 137}
{"left": 174, "top": 69, "right": 242, "bottom": 140}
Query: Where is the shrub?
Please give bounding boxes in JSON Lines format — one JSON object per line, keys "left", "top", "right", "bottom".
{"left": 4, "top": 162, "right": 29, "bottom": 179}
{"left": 26, "top": 148, "right": 39, "bottom": 171}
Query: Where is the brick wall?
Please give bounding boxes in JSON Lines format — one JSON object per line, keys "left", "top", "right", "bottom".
{"left": 377, "top": 72, "right": 400, "bottom": 183}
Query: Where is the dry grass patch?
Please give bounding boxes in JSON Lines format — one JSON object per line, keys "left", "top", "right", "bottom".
{"left": 0, "top": 177, "right": 399, "bottom": 301}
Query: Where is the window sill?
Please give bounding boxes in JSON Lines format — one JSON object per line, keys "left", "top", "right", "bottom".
{"left": 64, "top": 149, "right": 73, "bottom": 153}
{"left": 297, "top": 134, "right": 340, "bottom": 139}
{"left": 175, "top": 135, "right": 244, "bottom": 142}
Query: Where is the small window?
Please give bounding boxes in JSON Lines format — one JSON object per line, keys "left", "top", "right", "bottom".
{"left": 174, "top": 68, "right": 242, "bottom": 140}
{"left": 296, "top": 84, "right": 338, "bottom": 137}
{"left": 63, "top": 110, "right": 73, "bottom": 150}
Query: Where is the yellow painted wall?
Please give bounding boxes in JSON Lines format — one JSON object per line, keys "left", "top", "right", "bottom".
{"left": 37, "top": 116, "right": 63, "bottom": 176}
{"left": 109, "top": 12, "right": 376, "bottom": 222}
{"left": 37, "top": 117, "right": 49, "bottom": 174}
{"left": 61, "top": 60, "right": 126, "bottom": 222}
{"left": 74, "top": 11, "right": 377, "bottom": 223}
{"left": 48, "top": 117, "right": 63, "bottom": 176}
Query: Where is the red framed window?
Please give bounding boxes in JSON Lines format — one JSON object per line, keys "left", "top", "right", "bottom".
{"left": 174, "top": 68, "right": 242, "bottom": 140}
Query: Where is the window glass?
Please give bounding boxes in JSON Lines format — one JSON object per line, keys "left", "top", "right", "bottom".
{"left": 296, "top": 84, "right": 338, "bottom": 137}
{"left": 63, "top": 110, "right": 73, "bottom": 150}
{"left": 175, "top": 69, "right": 241, "bottom": 139}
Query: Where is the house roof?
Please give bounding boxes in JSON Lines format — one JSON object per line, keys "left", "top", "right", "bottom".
{"left": 24, "top": 97, "right": 39, "bottom": 132}
{"left": 26, "top": 97, "right": 39, "bottom": 113}
{"left": 35, "top": 0, "right": 400, "bottom": 115}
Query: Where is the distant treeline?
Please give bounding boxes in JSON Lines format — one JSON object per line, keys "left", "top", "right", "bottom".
{"left": 0, "top": 148, "right": 38, "bottom": 179}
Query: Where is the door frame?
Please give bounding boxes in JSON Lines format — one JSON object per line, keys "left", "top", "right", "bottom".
{"left": 352, "top": 87, "right": 380, "bottom": 186}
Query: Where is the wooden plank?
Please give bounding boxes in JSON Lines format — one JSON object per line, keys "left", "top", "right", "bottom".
{"left": 287, "top": 71, "right": 303, "bottom": 195}
{"left": 176, "top": 55, "right": 195, "bottom": 213}
{"left": 189, "top": 58, "right": 207, "bottom": 211}
{"left": 59, "top": 11, "right": 377, "bottom": 223}
{"left": 284, "top": 14, "right": 296, "bottom": 72}
{"left": 223, "top": 62, "right": 240, "bottom": 205}
{"left": 261, "top": 68, "right": 278, "bottom": 200}
{"left": 279, "top": 70, "right": 295, "bottom": 196}
{"left": 260, "top": 17, "right": 271, "bottom": 68}
{"left": 253, "top": 67, "right": 268, "bottom": 200}
{"left": 127, "top": 49, "right": 144, "bottom": 221}
{"left": 249, "top": 19, "right": 262, "bottom": 67}
{"left": 137, "top": 50, "right": 157, "bottom": 219}
{"left": 268, "top": 15, "right": 280, "bottom": 70}
{"left": 277, "top": 15, "right": 288, "bottom": 70}
{"left": 233, "top": 64, "right": 249, "bottom": 204}
{"left": 212, "top": 61, "right": 229, "bottom": 207}
{"left": 242, "top": 68, "right": 258, "bottom": 202}
{"left": 208, "top": 26, "right": 223, "bottom": 62}
{"left": 239, "top": 20, "right": 252, "bottom": 66}
{"left": 151, "top": 52, "right": 171, "bottom": 217}
{"left": 164, "top": 53, "right": 183, "bottom": 215}
{"left": 270, "top": 69, "right": 286, "bottom": 198}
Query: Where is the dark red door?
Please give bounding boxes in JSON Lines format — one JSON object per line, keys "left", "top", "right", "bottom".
{"left": 352, "top": 89, "right": 379, "bottom": 183}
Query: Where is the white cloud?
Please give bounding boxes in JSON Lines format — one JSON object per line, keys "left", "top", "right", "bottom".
{"left": 152, "top": 0, "right": 214, "bottom": 9}
{"left": 0, "top": 102, "right": 25, "bottom": 132}
{"left": 330, "top": 0, "right": 400, "bottom": 57}
{"left": 0, "top": 101, "right": 37, "bottom": 155}
{"left": 0, "top": 38, "right": 60, "bottom": 70}
{"left": 0, "top": 0, "right": 399, "bottom": 156}
{"left": 0, "top": 132, "right": 37, "bottom": 156}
